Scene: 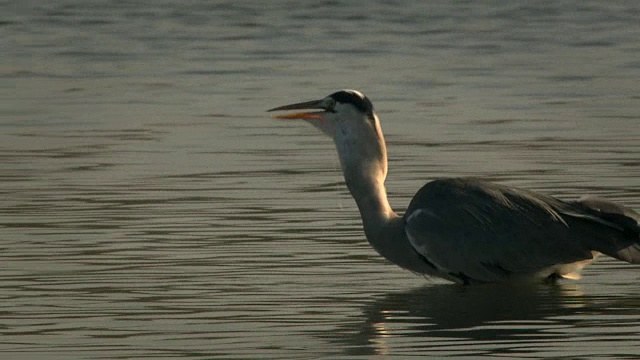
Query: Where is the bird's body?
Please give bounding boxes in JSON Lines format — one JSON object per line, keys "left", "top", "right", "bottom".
{"left": 405, "top": 177, "right": 638, "bottom": 284}
{"left": 269, "top": 89, "right": 640, "bottom": 284}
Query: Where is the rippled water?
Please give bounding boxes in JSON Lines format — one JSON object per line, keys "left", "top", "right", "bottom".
{"left": 2, "top": 1, "right": 639, "bottom": 358}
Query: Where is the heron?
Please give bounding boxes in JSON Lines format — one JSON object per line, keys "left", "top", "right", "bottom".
{"left": 268, "top": 89, "right": 640, "bottom": 284}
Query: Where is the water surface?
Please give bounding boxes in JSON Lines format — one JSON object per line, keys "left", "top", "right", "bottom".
{"left": 2, "top": 1, "right": 639, "bottom": 358}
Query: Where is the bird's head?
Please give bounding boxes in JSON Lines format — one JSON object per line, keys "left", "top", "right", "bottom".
{"left": 269, "top": 89, "right": 388, "bottom": 186}
{"left": 268, "top": 89, "right": 375, "bottom": 137}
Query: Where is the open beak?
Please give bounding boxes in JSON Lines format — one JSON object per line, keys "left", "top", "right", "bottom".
{"left": 267, "top": 99, "right": 325, "bottom": 120}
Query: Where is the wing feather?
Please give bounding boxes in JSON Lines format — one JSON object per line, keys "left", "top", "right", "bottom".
{"left": 404, "top": 178, "right": 597, "bottom": 283}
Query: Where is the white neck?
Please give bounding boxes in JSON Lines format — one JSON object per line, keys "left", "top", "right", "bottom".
{"left": 344, "top": 168, "right": 396, "bottom": 234}
{"left": 328, "top": 114, "right": 440, "bottom": 274}
{"left": 332, "top": 113, "right": 397, "bottom": 237}
{"left": 330, "top": 115, "right": 442, "bottom": 274}
{"left": 339, "top": 149, "right": 436, "bottom": 274}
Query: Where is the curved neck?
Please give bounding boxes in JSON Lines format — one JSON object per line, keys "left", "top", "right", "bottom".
{"left": 342, "top": 162, "right": 434, "bottom": 274}
{"left": 345, "top": 173, "right": 397, "bottom": 234}
{"left": 331, "top": 117, "right": 438, "bottom": 274}
{"left": 333, "top": 124, "right": 399, "bottom": 242}
{"left": 334, "top": 116, "right": 397, "bottom": 237}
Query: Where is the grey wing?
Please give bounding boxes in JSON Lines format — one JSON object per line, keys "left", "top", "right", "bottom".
{"left": 403, "top": 179, "right": 600, "bottom": 283}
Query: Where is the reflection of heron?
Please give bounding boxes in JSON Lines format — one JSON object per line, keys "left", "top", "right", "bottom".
{"left": 269, "top": 89, "right": 640, "bottom": 284}
{"left": 323, "top": 283, "right": 640, "bottom": 357}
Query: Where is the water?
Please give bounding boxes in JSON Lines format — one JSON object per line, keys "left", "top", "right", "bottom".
{"left": 2, "top": 1, "right": 639, "bottom": 358}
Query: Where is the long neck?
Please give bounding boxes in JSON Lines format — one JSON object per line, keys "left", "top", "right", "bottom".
{"left": 334, "top": 119, "right": 431, "bottom": 273}
{"left": 336, "top": 120, "right": 397, "bottom": 237}
{"left": 344, "top": 164, "right": 396, "bottom": 233}
{"left": 333, "top": 119, "right": 438, "bottom": 274}
{"left": 339, "top": 146, "right": 435, "bottom": 274}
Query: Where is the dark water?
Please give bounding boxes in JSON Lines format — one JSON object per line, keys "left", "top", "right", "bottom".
{"left": 2, "top": 1, "right": 639, "bottom": 358}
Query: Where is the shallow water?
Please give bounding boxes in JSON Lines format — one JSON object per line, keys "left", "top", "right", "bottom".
{"left": 2, "top": 1, "right": 639, "bottom": 358}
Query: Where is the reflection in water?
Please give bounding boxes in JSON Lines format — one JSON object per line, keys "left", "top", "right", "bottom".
{"left": 326, "top": 283, "right": 640, "bottom": 357}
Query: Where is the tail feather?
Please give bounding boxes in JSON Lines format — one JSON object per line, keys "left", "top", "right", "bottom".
{"left": 616, "top": 243, "right": 640, "bottom": 263}
{"left": 567, "top": 196, "right": 640, "bottom": 264}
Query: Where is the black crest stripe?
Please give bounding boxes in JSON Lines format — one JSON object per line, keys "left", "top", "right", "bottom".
{"left": 329, "top": 90, "right": 374, "bottom": 118}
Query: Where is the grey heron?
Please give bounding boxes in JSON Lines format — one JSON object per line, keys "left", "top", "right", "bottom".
{"left": 268, "top": 89, "right": 640, "bottom": 284}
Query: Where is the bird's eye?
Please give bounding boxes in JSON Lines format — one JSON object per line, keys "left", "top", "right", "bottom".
{"left": 323, "top": 98, "right": 336, "bottom": 112}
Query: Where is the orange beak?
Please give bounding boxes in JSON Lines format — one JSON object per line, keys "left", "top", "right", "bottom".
{"left": 267, "top": 99, "right": 325, "bottom": 120}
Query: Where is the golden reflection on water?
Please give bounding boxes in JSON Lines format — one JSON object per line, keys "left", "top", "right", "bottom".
{"left": 371, "top": 320, "right": 391, "bottom": 356}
